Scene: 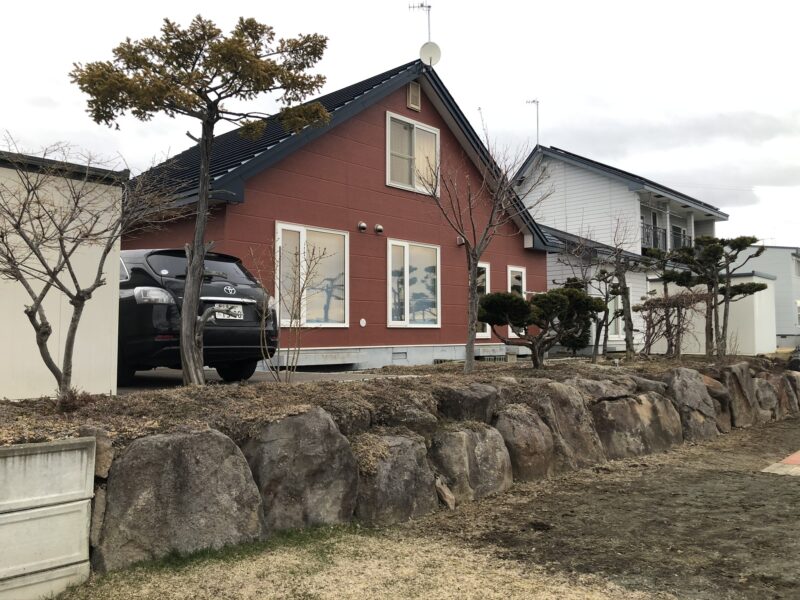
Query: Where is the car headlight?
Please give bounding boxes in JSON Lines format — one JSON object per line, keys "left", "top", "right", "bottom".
{"left": 134, "top": 287, "right": 175, "bottom": 305}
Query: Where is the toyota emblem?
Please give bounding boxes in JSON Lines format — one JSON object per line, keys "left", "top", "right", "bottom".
{"left": 223, "top": 286, "right": 236, "bottom": 295}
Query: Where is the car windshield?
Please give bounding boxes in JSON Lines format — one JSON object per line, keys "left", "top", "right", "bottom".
{"left": 146, "top": 253, "right": 254, "bottom": 284}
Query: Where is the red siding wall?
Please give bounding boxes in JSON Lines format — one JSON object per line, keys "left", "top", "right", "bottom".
{"left": 126, "top": 84, "right": 546, "bottom": 350}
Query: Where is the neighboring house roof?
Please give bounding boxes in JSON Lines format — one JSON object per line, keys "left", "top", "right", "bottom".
{"left": 0, "top": 150, "right": 129, "bottom": 183}
{"left": 538, "top": 223, "right": 642, "bottom": 262}
{"left": 143, "top": 60, "right": 551, "bottom": 250}
{"left": 515, "top": 145, "right": 729, "bottom": 220}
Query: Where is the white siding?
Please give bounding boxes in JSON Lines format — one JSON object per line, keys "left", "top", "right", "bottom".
{"left": 523, "top": 157, "right": 642, "bottom": 253}
{"left": 546, "top": 252, "right": 647, "bottom": 350}
{"left": 734, "top": 247, "right": 800, "bottom": 347}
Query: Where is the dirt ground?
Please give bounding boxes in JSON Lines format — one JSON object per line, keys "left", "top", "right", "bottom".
{"left": 62, "top": 417, "right": 800, "bottom": 600}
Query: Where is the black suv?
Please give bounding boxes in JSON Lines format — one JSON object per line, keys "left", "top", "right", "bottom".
{"left": 118, "top": 249, "right": 278, "bottom": 384}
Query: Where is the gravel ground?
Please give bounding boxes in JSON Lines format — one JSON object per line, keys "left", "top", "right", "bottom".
{"left": 61, "top": 417, "right": 800, "bottom": 600}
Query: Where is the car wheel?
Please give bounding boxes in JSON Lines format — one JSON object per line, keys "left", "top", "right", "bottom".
{"left": 216, "top": 360, "right": 258, "bottom": 382}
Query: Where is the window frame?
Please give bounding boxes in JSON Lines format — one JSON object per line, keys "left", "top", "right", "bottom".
{"left": 796, "top": 299, "right": 800, "bottom": 327}
{"left": 476, "top": 262, "right": 491, "bottom": 339}
{"left": 507, "top": 265, "right": 527, "bottom": 338}
{"left": 274, "top": 221, "right": 350, "bottom": 328}
{"left": 385, "top": 111, "right": 440, "bottom": 195}
{"left": 386, "top": 238, "right": 441, "bottom": 328}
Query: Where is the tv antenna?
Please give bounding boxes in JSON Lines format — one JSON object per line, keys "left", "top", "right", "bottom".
{"left": 409, "top": 2, "right": 433, "bottom": 41}
{"left": 526, "top": 99, "right": 540, "bottom": 146}
{"left": 410, "top": 2, "right": 441, "bottom": 66}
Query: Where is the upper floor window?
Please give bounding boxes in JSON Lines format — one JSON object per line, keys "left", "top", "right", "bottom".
{"left": 276, "top": 222, "right": 348, "bottom": 327}
{"left": 386, "top": 112, "right": 439, "bottom": 194}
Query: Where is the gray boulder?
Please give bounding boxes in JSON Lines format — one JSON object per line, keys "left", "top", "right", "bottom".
{"left": 766, "top": 374, "right": 799, "bottom": 418}
{"left": 354, "top": 434, "right": 438, "bottom": 526}
{"left": 375, "top": 404, "right": 439, "bottom": 438}
{"left": 788, "top": 352, "right": 800, "bottom": 372}
{"left": 94, "top": 429, "right": 265, "bottom": 573}
{"left": 590, "top": 393, "right": 683, "bottom": 460}
{"left": 721, "top": 362, "right": 759, "bottom": 428}
{"left": 666, "top": 368, "right": 719, "bottom": 442}
{"left": 241, "top": 407, "right": 358, "bottom": 531}
{"left": 532, "top": 382, "right": 606, "bottom": 471}
{"left": 702, "top": 375, "right": 732, "bottom": 433}
{"left": 563, "top": 377, "right": 637, "bottom": 400}
{"left": 753, "top": 378, "right": 778, "bottom": 422}
{"left": 784, "top": 371, "right": 800, "bottom": 409}
{"left": 631, "top": 375, "right": 669, "bottom": 395}
{"left": 434, "top": 383, "right": 499, "bottom": 423}
{"left": 493, "top": 404, "right": 555, "bottom": 480}
{"left": 429, "top": 424, "right": 512, "bottom": 505}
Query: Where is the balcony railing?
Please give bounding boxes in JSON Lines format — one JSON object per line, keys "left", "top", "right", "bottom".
{"left": 671, "top": 231, "right": 693, "bottom": 249}
{"left": 641, "top": 223, "right": 667, "bottom": 251}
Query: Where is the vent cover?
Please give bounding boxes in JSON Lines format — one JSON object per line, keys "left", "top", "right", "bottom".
{"left": 407, "top": 82, "right": 421, "bottom": 112}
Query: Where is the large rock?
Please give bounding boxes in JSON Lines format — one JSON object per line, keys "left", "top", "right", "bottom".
{"left": 241, "top": 407, "right": 358, "bottom": 531}
{"left": 721, "top": 363, "right": 759, "bottom": 428}
{"left": 631, "top": 375, "right": 669, "bottom": 395}
{"left": 78, "top": 426, "right": 114, "bottom": 479}
{"left": 590, "top": 393, "right": 683, "bottom": 460}
{"left": 753, "top": 378, "right": 778, "bottom": 422}
{"left": 702, "top": 375, "right": 732, "bottom": 433}
{"left": 784, "top": 371, "right": 800, "bottom": 407}
{"left": 665, "top": 368, "right": 719, "bottom": 442}
{"left": 532, "top": 382, "right": 606, "bottom": 471}
{"left": 788, "top": 353, "right": 800, "bottom": 372}
{"left": 434, "top": 383, "right": 499, "bottom": 423}
{"left": 94, "top": 429, "right": 265, "bottom": 572}
{"left": 354, "top": 434, "right": 438, "bottom": 526}
{"left": 493, "top": 404, "right": 555, "bottom": 480}
{"left": 429, "top": 424, "right": 513, "bottom": 505}
{"left": 564, "top": 377, "right": 637, "bottom": 400}
{"left": 767, "top": 374, "right": 799, "bottom": 419}
{"left": 375, "top": 404, "right": 439, "bottom": 438}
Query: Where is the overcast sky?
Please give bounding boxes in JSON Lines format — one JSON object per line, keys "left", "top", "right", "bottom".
{"left": 3, "top": 1, "right": 798, "bottom": 245}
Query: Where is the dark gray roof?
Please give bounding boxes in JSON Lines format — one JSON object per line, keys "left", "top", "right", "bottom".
{"left": 539, "top": 223, "right": 642, "bottom": 261}
{"left": 0, "top": 150, "right": 129, "bottom": 183}
{"left": 143, "top": 59, "right": 551, "bottom": 249}
{"left": 516, "top": 145, "right": 728, "bottom": 220}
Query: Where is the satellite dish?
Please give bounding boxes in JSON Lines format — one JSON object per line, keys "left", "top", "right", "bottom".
{"left": 419, "top": 41, "right": 441, "bottom": 66}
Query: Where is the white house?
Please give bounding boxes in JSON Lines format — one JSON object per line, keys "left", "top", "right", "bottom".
{"left": 514, "top": 145, "right": 729, "bottom": 353}
{"left": 0, "top": 151, "right": 125, "bottom": 400}
{"left": 734, "top": 246, "right": 800, "bottom": 350}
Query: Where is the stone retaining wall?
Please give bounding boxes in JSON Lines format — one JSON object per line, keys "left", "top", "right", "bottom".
{"left": 80, "top": 362, "right": 800, "bottom": 574}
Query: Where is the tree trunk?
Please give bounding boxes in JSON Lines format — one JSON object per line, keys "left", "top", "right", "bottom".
{"left": 530, "top": 343, "right": 543, "bottom": 369}
{"left": 591, "top": 314, "right": 604, "bottom": 364}
{"left": 25, "top": 306, "right": 63, "bottom": 394}
{"left": 602, "top": 309, "right": 610, "bottom": 356}
{"left": 704, "top": 283, "right": 714, "bottom": 358}
{"left": 58, "top": 298, "right": 87, "bottom": 399}
{"left": 720, "top": 264, "right": 732, "bottom": 358}
{"left": 617, "top": 271, "right": 635, "bottom": 361}
{"left": 674, "top": 307, "right": 683, "bottom": 360}
{"left": 180, "top": 117, "right": 215, "bottom": 385}
{"left": 662, "top": 279, "right": 674, "bottom": 356}
{"left": 713, "top": 281, "right": 723, "bottom": 359}
{"left": 464, "top": 254, "right": 479, "bottom": 374}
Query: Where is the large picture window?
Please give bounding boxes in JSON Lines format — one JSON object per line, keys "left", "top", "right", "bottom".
{"left": 386, "top": 112, "right": 439, "bottom": 193}
{"left": 388, "top": 239, "right": 440, "bottom": 327}
{"left": 476, "top": 262, "right": 491, "bottom": 339}
{"left": 276, "top": 223, "right": 348, "bottom": 327}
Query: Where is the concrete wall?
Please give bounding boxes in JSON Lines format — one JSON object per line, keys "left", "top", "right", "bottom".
{"left": 0, "top": 438, "right": 94, "bottom": 599}
{"left": 0, "top": 165, "right": 121, "bottom": 400}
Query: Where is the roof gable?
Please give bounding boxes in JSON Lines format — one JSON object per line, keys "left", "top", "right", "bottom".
{"left": 516, "top": 145, "right": 728, "bottom": 220}
{"left": 145, "top": 59, "right": 551, "bottom": 249}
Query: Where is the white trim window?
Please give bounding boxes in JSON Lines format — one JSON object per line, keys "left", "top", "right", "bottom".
{"left": 386, "top": 111, "right": 440, "bottom": 194}
{"left": 796, "top": 299, "right": 800, "bottom": 327}
{"left": 476, "top": 262, "right": 491, "bottom": 339}
{"left": 387, "top": 239, "right": 441, "bottom": 327}
{"left": 607, "top": 294, "right": 623, "bottom": 338}
{"left": 507, "top": 266, "right": 526, "bottom": 338}
{"left": 275, "top": 222, "right": 349, "bottom": 327}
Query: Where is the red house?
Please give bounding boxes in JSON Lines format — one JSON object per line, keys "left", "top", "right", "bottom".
{"left": 125, "top": 60, "right": 550, "bottom": 368}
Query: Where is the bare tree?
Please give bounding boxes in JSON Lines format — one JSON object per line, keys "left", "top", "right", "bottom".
{"left": 0, "top": 141, "right": 182, "bottom": 402}
{"left": 418, "top": 137, "right": 550, "bottom": 373}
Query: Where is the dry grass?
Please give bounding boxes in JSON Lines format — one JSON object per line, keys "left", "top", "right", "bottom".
{"left": 61, "top": 527, "right": 673, "bottom": 600}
